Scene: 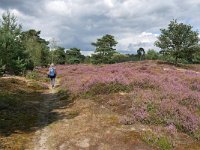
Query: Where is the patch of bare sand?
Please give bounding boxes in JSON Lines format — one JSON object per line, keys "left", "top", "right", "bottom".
{"left": 31, "top": 98, "right": 153, "bottom": 150}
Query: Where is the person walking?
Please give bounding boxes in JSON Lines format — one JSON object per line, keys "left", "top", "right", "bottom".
{"left": 48, "top": 63, "right": 57, "bottom": 88}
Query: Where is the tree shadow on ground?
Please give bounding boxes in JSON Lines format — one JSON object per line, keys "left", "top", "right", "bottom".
{"left": 0, "top": 78, "right": 73, "bottom": 137}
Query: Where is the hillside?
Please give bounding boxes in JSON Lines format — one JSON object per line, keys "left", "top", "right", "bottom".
{"left": 0, "top": 61, "right": 200, "bottom": 150}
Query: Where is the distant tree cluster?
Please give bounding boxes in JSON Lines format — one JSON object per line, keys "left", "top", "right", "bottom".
{"left": 0, "top": 10, "right": 199, "bottom": 76}
{"left": 89, "top": 20, "right": 200, "bottom": 65}
{"left": 0, "top": 11, "right": 50, "bottom": 75}
{"left": 50, "top": 47, "right": 85, "bottom": 65}
{"left": 0, "top": 11, "right": 85, "bottom": 76}
{"left": 65, "top": 48, "right": 85, "bottom": 64}
{"left": 89, "top": 35, "right": 160, "bottom": 64}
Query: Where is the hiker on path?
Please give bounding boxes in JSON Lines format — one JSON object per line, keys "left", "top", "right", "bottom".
{"left": 48, "top": 63, "right": 57, "bottom": 88}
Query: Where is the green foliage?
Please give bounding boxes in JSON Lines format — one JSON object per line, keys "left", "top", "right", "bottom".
{"left": 86, "top": 82, "right": 131, "bottom": 96}
{"left": 0, "top": 11, "right": 51, "bottom": 75}
{"left": 53, "top": 47, "right": 66, "bottom": 64}
{"left": 194, "top": 129, "right": 200, "bottom": 140}
{"left": 13, "top": 57, "right": 26, "bottom": 75}
{"left": 0, "top": 59, "right": 6, "bottom": 76}
{"left": 91, "top": 34, "right": 118, "bottom": 64}
{"left": 66, "top": 48, "right": 85, "bottom": 64}
{"left": 155, "top": 19, "right": 199, "bottom": 64}
{"left": 111, "top": 53, "right": 129, "bottom": 63}
{"left": 126, "top": 54, "right": 140, "bottom": 61}
{"left": 83, "top": 56, "right": 91, "bottom": 64}
{"left": 146, "top": 49, "right": 160, "bottom": 60}
{"left": 58, "top": 89, "right": 70, "bottom": 100}
{"left": 91, "top": 53, "right": 114, "bottom": 64}
{"left": 26, "top": 71, "right": 40, "bottom": 80}
{"left": 0, "top": 11, "right": 27, "bottom": 74}
{"left": 21, "top": 29, "right": 50, "bottom": 67}
{"left": 142, "top": 131, "right": 173, "bottom": 150}
{"left": 192, "top": 49, "right": 200, "bottom": 64}
{"left": 26, "top": 70, "right": 49, "bottom": 83}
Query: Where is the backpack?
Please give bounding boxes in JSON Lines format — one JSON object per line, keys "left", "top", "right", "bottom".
{"left": 49, "top": 67, "right": 55, "bottom": 77}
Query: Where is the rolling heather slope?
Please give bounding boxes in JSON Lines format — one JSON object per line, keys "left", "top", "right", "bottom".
{"left": 0, "top": 61, "right": 200, "bottom": 150}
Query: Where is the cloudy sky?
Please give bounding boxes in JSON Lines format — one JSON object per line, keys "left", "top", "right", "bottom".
{"left": 0, "top": 0, "right": 200, "bottom": 55}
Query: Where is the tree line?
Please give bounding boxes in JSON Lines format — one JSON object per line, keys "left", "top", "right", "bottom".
{"left": 0, "top": 11, "right": 86, "bottom": 75}
{"left": 0, "top": 11, "right": 200, "bottom": 76}
{"left": 0, "top": 11, "right": 50, "bottom": 75}
{"left": 89, "top": 20, "right": 200, "bottom": 65}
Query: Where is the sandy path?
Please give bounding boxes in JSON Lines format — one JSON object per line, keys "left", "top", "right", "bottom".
{"left": 27, "top": 97, "right": 152, "bottom": 149}
{"left": 25, "top": 77, "right": 154, "bottom": 150}
{"left": 26, "top": 81, "right": 59, "bottom": 150}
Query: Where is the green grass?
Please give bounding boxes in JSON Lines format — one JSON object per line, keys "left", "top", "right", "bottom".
{"left": 28, "top": 82, "right": 48, "bottom": 90}
{"left": 0, "top": 92, "right": 42, "bottom": 134}
{"left": 0, "top": 74, "right": 73, "bottom": 149}
{"left": 142, "top": 131, "right": 173, "bottom": 150}
{"left": 0, "top": 77, "right": 44, "bottom": 149}
{"left": 26, "top": 70, "right": 49, "bottom": 82}
{"left": 0, "top": 91, "right": 43, "bottom": 149}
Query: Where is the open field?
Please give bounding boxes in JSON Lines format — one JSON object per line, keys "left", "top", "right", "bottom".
{"left": 0, "top": 60, "right": 200, "bottom": 149}
{"left": 57, "top": 60, "right": 200, "bottom": 149}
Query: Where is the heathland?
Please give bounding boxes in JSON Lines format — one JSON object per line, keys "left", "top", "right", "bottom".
{"left": 0, "top": 60, "right": 200, "bottom": 150}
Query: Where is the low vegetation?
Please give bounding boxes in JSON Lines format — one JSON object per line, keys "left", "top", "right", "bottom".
{"left": 0, "top": 77, "right": 45, "bottom": 149}
{"left": 0, "top": 9, "right": 200, "bottom": 150}
{"left": 58, "top": 61, "right": 200, "bottom": 145}
{"left": 0, "top": 75, "right": 75, "bottom": 149}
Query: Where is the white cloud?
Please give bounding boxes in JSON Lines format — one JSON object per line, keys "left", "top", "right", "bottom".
{"left": 116, "top": 32, "right": 158, "bottom": 53}
{"left": 0, "top": 0, "right": 199, "bottom": 53}
{"left": 45, "top": 0, "right": 72, "bottom": 16}
{"left": 81, "top": 51, "right": 93, "bottom": 56}
{"left": 104, "top": 0, "right": 114, "bottom": 8}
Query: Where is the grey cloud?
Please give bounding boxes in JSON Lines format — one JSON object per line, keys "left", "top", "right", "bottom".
{"left": 0, "top": 0, "right": 44, "bottom": 16}
{"left": 0, "top": 0, "right": 199, "bottom": 54}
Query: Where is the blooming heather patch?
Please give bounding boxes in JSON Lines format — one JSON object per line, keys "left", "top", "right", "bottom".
{"left": 58, "top": 63, "right": 162, "bottom": 93}
{"left": 57, "top": 61, "right": 200, "bottom": 138}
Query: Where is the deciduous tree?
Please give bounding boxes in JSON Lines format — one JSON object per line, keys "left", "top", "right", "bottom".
{"left": 155, "top": 20, "right": 199, "bottom": 64}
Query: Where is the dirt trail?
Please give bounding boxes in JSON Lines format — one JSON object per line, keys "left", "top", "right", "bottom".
{"left": 27, "top": 82, "right": 59, "bottom": 150}
{"left": 26, "top": 80, "right": 152, "bottom": 150}
{"left": 33, "top": 91, "right": 57, "bottom": 150}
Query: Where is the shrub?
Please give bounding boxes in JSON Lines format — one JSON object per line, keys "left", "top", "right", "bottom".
{"left": 13, "top": 57, "right": 27, "bottom": 75}
{"left": 86, "top": 82, "right": 131, "bottom": 96}
{"left": 142, "top": 131, "right": 173, "bottom": 150}
{"left": 57, "top": 62, "right": 200, "bottom": 139}
{"left": 146, "top": 49, "right": 160, "bottom": 60}
{"left": 0, "top": 59, "right": 6, "bottom": 76}
{"left": 26, "top": 71, "right": 39, "bottom": 80}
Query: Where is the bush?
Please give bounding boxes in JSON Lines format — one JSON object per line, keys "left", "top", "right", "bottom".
{"left": 146, "top": 49, "right": 160, "bottom": 60}
{"left": 193, "top": 51, "right": 200, "bottom": 64}
{"left": 67, "top": 58, "right": 81, "bottom": 64}
{"left": 86, "top": 82, "right": 131, "bottom": 96}
{"left": 142, "top": 131, "right": 173, "bottom": 150}
{"left": 0, "top": 60, "right": 6, "bottom": 76}
{"left": 26, "top": 71, "right": 40, "bottom": 80}
{"left": 13, "top": 57, "right": 26, "bottom": 75}
{"left": 111, "top": 53, "right": 128, "bottom": 63}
